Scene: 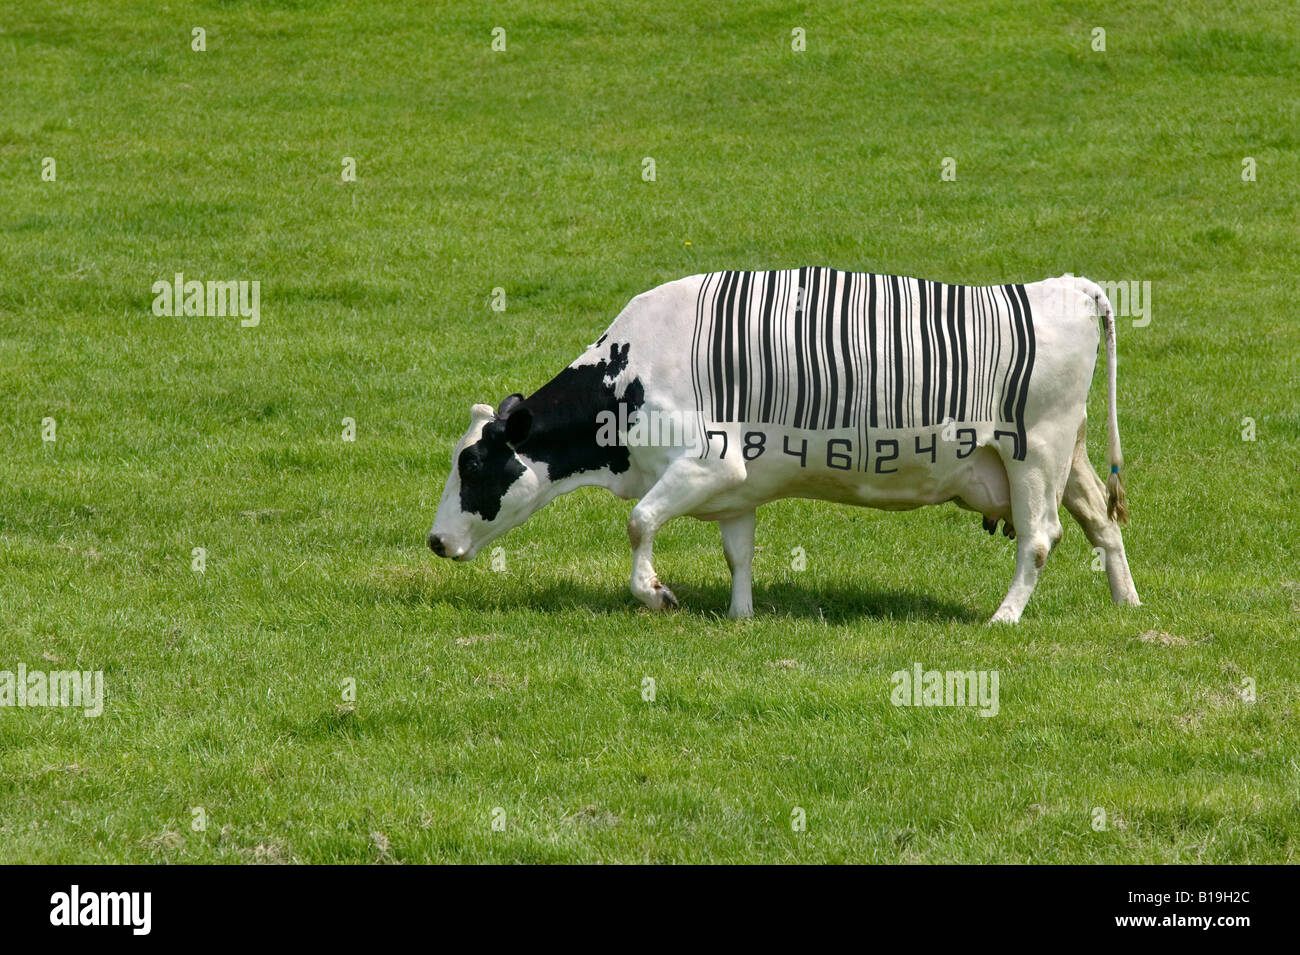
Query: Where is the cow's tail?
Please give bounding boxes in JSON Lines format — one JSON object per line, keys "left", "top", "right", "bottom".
{"left": 1076, "top": 277, "right": 1128, "bottom": 524}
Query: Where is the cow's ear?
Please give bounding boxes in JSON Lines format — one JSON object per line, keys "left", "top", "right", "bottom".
{"left": 496, "top": 393, "right": 525, "bottom": 418}
{"left": 504, "top": 405, "right": 533, "bottom": 447}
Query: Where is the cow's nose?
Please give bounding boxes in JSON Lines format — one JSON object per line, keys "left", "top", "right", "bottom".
{"left": 428, "top": 532, "right": 447, "bottom": 556}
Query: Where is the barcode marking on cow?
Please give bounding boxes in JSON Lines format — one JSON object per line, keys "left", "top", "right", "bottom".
{"left": 690, "top": 269, "right": 1037, "bottom": 464}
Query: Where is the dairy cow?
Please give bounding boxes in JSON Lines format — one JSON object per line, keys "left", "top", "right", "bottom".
{"left": 428, "top": 269, "right": 1140, "bottom": 623}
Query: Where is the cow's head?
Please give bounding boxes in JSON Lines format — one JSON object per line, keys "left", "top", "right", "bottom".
{"left": 427, "top": 394, "right": 543, "bottom": 561}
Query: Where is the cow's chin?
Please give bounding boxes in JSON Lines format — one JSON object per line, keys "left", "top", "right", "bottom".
{"left": 457, "top": 530, "right": 505, "bottom": 561}
{"left": 444, "top": 539, "right": 478, "bottom": 561}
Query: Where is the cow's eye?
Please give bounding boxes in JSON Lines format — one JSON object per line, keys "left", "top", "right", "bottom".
{"left": 460, "top": 455, "right": 482, "bottom": 478}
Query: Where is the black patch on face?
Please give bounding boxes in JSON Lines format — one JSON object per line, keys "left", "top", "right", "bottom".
{"left": 511, "top": 341, "right": 644, "bottom": 482}
{"left": 457, "top": 420, "right": 525, "bottom": 520}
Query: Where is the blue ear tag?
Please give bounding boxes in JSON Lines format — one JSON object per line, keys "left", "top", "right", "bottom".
{"left": 1111, "top": 465, "right": 1119, "bottom": 474}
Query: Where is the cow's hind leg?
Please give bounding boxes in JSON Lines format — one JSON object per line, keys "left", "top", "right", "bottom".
{"left": 628, "top": 455, "right": 744, "bottom": 612}
{"left": 718, "top": 509, "right": 756, "bottom": 619}
{"left": 1063, "top": 437, "right": 1140, "bottom": 606}
{"left": 989, "top": 445, "right": 1069, "bottom": 625}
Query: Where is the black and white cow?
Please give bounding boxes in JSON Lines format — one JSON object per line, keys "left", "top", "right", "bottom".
{"left": 428, "top": 269, "right": 1139, "bottom": 623}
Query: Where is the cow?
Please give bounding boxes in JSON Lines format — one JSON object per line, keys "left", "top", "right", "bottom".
{"left": 428, "top": 269, "right": 1140, "bottom": 623}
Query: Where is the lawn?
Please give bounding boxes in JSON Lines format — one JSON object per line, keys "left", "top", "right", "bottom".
{"left": 0, "top": 0, "right": 1296, "bottom": 862}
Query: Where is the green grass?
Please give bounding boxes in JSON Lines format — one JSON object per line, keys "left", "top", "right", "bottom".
{"left": 1, "top": 0, "right": 1297, "bottom": 863}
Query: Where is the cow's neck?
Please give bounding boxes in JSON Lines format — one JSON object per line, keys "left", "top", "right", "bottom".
{"left": 514, "top": 344, "right": 646, "bottom": 498}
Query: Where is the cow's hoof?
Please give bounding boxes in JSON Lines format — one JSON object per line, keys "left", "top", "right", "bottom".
{"left": 988, "top": 606, "right": 1020, "bottom": 625}
{"left": 651, "top": 580, "right": 679, "bottom": 611}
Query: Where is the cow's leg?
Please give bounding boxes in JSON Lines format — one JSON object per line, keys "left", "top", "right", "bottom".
{"left": 718, "top": 509, "right": 756, "bottom": 619}
{"left": 627, "top": 455, "right": 744, "bottom": 612}
{"left": 1063, "top": 438, "right": 1140, "bottom": 606}
{"left": 989, "top": 448, "right": 1068, "bottom": 624}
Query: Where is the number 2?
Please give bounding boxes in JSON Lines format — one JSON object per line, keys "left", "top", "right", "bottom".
{"left": 874, "top": 438, "right": 899, "bottom": 473}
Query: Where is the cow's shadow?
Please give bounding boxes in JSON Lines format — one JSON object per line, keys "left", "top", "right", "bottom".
{"left": 378, "top": 573, "right": 981, "bottom": 624}
{"left": 534, "top": 580, "right": 981, "bottom": 623}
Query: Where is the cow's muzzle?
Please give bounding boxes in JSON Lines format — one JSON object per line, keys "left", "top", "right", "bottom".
{"left": 428, "top": 532, "right": 469, "bottom": 560}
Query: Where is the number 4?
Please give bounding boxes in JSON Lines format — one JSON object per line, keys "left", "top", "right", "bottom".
{"left": 783, "top": 435, "right": 808, "bottom": 467}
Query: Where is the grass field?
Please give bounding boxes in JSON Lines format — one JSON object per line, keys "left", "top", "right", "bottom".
{"left": 1, "top": 1, "right": 1297, "bottom": 863}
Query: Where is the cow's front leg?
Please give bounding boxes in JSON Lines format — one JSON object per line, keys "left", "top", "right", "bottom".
{"left": 627, "top": 456, "right": 745, "bottom": 613}
{"left": 718, "top": 510, "right": 756, "bottom": 618}
{"left": 628, "top": 510, "right": 679, "bottom": 610}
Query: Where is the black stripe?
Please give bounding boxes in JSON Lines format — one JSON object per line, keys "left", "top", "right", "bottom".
{"left": 758, "top": 271, "right": 777, "bottom": 423}
{"left": 906, "top": 278, "right": 917, "bottom": 428}
{"left": 878, "top": 274, "right": 888, "bottom": 428}
{"left": 983, "top": 285, "right": 992, "bottom": 421}
{"left": 1000, "top": 284, "right": 1027, "bottom": 459}
{"left": 900, "top": 278, "right": 909, "bottom": 428}
{"left": 912, "top": 279, "right": 920, "bottom": 427}
{"left": 709, "top": 271, "right": 730, "bottom": 421}
{"left": 932, "top": 282, "right": 947, "bottom": 424}
{"left": 988, "top": 287, "right": 1002, "bottom": 423}
{"left": 995, "top": 286, "right": 1009, "bottom": 422}
{"left": 975, "top": 285, "right": 986, "bottom": 421}
{"left": 941, "top": 284, "right": 951, "bottom": 421}
{"left": 780, "top": 270, "right": 793, "bottom": 423}
{"left": 840, "top": 271, "right": 855, "bottom": 428}
{"left": 889, "top": 275, "right": 903, "bottom": 429}
{"left": 734, "top": 271, "right": 752, "bottom": 421}
{"left": 985, "top": 285, "right": 994, "bottom": 420}
{"left": 1012, "top": 283, "right": 1035, "bottom": 459}
{"left": 918, "top": 280, "right": 931, "bottom": 427}
{"left": 723, "top": 271, "right": 744, "bottom": 421}
{"left": 968, "top": 285, "right": 979, "bottom": 420}
{"left": 791, "top": 267, "right": 808, "bottom": 428}
{"left": 879, "top": 273, "right": 889, "bottom": 427}
{"left": 977, "top": 286, "right": 987, "bottom": 421}
{"left": 770, "top": 272, "right": 782, "bottom": 423}
{"left": 805, "top": 267, "right": 823, "bottom": 429}
{"left": 775, "top": 271, "right": 787, "bottom": 422}
{"left": 940, "top": 282, "right": 954, "bottom": 421}
{"left": 858, "top": 273, "right": 871, "bottom": 468}
{"left": 907, "top": 277, "right": 917, "bottom": 427}
{"left": 1000, "top": 285, "right": 1023, "bottom": 425}
{"left": 823, "top": 269, "right": 840, "bottom": 429}
{"left": 972, "top": 285, "right": 977, "bottom": 420}
{"left": 955, "top": 283, "right": 968, "bottom": 422}
{"left": 868, "top": 273, "right": 879, "bottom": 429}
